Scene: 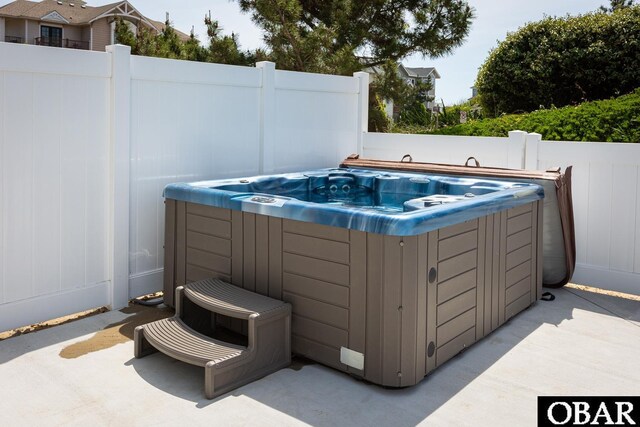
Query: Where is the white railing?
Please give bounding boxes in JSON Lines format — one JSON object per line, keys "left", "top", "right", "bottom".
{"left": 363, "top": 132, "right": 640, "bottom": 296}
{"left": 0, "top": 43, "right": 368, "bottom": 331}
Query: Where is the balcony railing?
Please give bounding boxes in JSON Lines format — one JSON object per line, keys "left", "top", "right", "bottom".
{"left": 35, "top": 37, "right": 89, "bottom": 50}
{"left": 4, "top": 35, "right": 23, "bottom": 43}
{"left": 35, "top": 36, "right": 62, "bottom": 47}
{"left": 64, "top": 38, "right": 90, "bottom": 50}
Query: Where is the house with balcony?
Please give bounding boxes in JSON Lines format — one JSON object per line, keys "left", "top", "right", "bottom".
{"left": 0, "top": 0, "right": 187, "bottom": 51}
{"left": 399, "top": 65, "right": 440, "bottom": 111}
{"left": 366, "top": 63, "right": 441, "bottom": 119}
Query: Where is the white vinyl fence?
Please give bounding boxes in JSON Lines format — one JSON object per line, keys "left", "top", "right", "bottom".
{"left": 1, "top": 41, "right": 638, "bottom": 332}
{"left": 363, "top": 132, "right": 640, "bottom": 296}
{"left": 0, "top": 44, "right": 112, "bottom": 332}
{"left": 535, "top": 140, "right": 640, "bottom": 295}
{"left": 0, "top": 42, "right": 368, "bottom": 331}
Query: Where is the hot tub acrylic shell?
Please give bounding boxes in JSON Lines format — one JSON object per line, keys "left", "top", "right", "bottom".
{"left": 163, "top": 170, "right": 544, "bottom": 387}
{"left": 163, "top": 168, "right": 543, "bottom": 237}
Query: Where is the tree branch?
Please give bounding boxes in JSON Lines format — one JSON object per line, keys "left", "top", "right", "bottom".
{"left": 275, "top": 6, "right": 305, "bottom": 70}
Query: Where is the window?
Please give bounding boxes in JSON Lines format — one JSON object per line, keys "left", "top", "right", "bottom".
{"left": 41, "top": 25, "right": 62, "bottom": 47}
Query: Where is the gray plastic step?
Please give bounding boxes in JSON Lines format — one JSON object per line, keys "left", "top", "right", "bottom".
{"left": 135, "top": 317, "right": 245, "bottom": 366}
{"left": 182, "top": 278, "right": 286, "bottom": 319}
{"left": 134, "top": 278, "right": 292, "bottom": 399}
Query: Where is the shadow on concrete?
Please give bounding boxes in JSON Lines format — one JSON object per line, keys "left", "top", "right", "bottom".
{"left": 563, "top": 285, "right": 640, "bottom": 325}
{"left": 0, "top": 304, "right": 173, "bottom": 364}
{"left": 124, "top": 287, "right": 640, "bottom": 425}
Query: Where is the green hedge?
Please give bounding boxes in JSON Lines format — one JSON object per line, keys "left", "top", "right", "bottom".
{"left": 475, "top": 7, "right": 640, "bottom": 116}
{"left": 425, "top": 89, "right": 640, "bottom": 142}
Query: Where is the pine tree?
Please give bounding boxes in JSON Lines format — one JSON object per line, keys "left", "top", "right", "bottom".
{"left": 236, "top": 0, "right": 473, "bottom": 127}
{"left": 236, "top": 0, "right": 474, "bottom": 74}
{"left": 112, "top": 14, "right": 251, "bottom": 64}
{"left": 600, "top": 0, "right": 636, "bottom": 12}
{"left": 204, "top": 12, "right": 255, "bottom": 65}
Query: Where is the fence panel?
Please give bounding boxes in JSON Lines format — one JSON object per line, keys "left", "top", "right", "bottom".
{"left": 362, "top": 132, "right": 526, "bottom": 169}
{"left": 0, "top": 44, "right": 111, "bottom": 331}
{"left": 266, "top": 69, "right": 361, "bottom": 174}
{"left": 128, "top": 56, "right": 263, "bottom": 298}
{"left": 536, "top": 141, "right": 640, "bottom": 295}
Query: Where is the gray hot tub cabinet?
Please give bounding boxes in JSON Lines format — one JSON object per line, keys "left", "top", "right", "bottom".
{"left": 163, "top": 199, "right": 543, "bottom": 387}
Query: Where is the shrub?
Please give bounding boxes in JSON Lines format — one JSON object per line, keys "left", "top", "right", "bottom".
{"left": 397, "top": 102, "right": 433, "bottom": 127}
{"left": 392, "top": 99, "right": 483, "bottom": 133}
{"left": 428, "top": 89, "right": 640, "bottom": 142}
{"left": 476, "top": 6, "right": 640, "bottom": 116}
{"left": 368, "top": 94, "right": 392, "bottom": 133}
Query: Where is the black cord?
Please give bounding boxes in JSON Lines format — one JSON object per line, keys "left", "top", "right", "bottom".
{"left": 132, "top": 297, "right": 163, "bottom": 306}
{"left": 541, "top": 292, "right": 555, "bottom": 301}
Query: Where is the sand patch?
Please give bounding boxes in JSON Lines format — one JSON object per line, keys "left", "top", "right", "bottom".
{"left": 59, "top": 304, "right": 173, "bottom": 359}
{"left": 0, "top": 307, "right": 109, "bottom": 341}
{"left": 566, "top": 283, "right": 640, "bottom": 302}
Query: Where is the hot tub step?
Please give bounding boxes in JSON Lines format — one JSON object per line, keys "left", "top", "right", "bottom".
{"left": 135, "top": 279, "right": 291, "bottom": 399}
{"left": 181, "top": 278, "right": 286, "bottom": 320}
{"left": 134, "top": 317, "right": 245, "bottom": 365}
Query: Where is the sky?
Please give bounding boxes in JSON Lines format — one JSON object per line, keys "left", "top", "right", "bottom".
{"left": 130, "top": 0, "right": 607, "bottom": 103}
{"left": 410, "top": 0, "right": 608, "bottom": 104}
{"left": 2, "top": 0, "right": 609, "bottom": 103}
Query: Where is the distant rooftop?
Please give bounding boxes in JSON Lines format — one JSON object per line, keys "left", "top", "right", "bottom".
{"left": 0, "top": 0, "right": 189, "bottom": 39}
{"left": 402, "top": 66, "right": 441, "bottom": 79}
{"left": 0, "top": 0, "right": 124, "bottom": 24}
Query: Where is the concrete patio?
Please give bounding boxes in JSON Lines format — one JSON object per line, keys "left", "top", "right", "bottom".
{"left": 0, "top": 285, "right": 638, "bottom": 427}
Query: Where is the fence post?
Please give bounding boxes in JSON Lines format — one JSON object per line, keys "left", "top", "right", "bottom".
{"left": 353, "top": 71, "right": 370, "bottom": 156}
{"left": 106, "top": 44, "right": 131, "bottom": 310}
{"left": 507, "top": 130, "right": 527, "bottom": 169}
{"left": 525, "top": 132, "right": 541, "bottom": 170}
{"left": 256, "top": 61, "right": 276, "bottom": 174}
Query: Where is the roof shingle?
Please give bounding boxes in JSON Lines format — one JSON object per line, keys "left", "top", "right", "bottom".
{"left": 0, "top": 0, "right": 184, "bottom": 33}
{"left": 0, "top": 0, "right": 124, "bottom": 24}
{"left": 403, "top": 67, "right": 440, "bottom": 79}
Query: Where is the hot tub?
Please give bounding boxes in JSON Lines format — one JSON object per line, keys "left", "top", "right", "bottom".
{"left": 163, "top": 168, "right": 544, "bottom": 387}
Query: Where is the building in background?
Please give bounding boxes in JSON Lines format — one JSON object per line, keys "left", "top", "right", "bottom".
{"left": 0, "top": 0, "right": 188, "bottom": 51}
{"left": 470, "top": 86, "right": 478, "bottom": 100}
{"left": 366, "top": 63, "right": 440, "bottom": 120}
{"left": 398, "top": 65, "right": 440, "bottom": 111}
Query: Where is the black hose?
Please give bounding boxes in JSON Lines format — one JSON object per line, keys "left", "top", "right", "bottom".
{"left": 132, "top": 297, "right": 164, "bottom": 306}
{"left": 541, "top": 292, "right": 556, "bottom": 301}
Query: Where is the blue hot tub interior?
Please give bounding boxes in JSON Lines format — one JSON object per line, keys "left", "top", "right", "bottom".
{"left": 164, "top": 168, "right": 544, "bottom": 236}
